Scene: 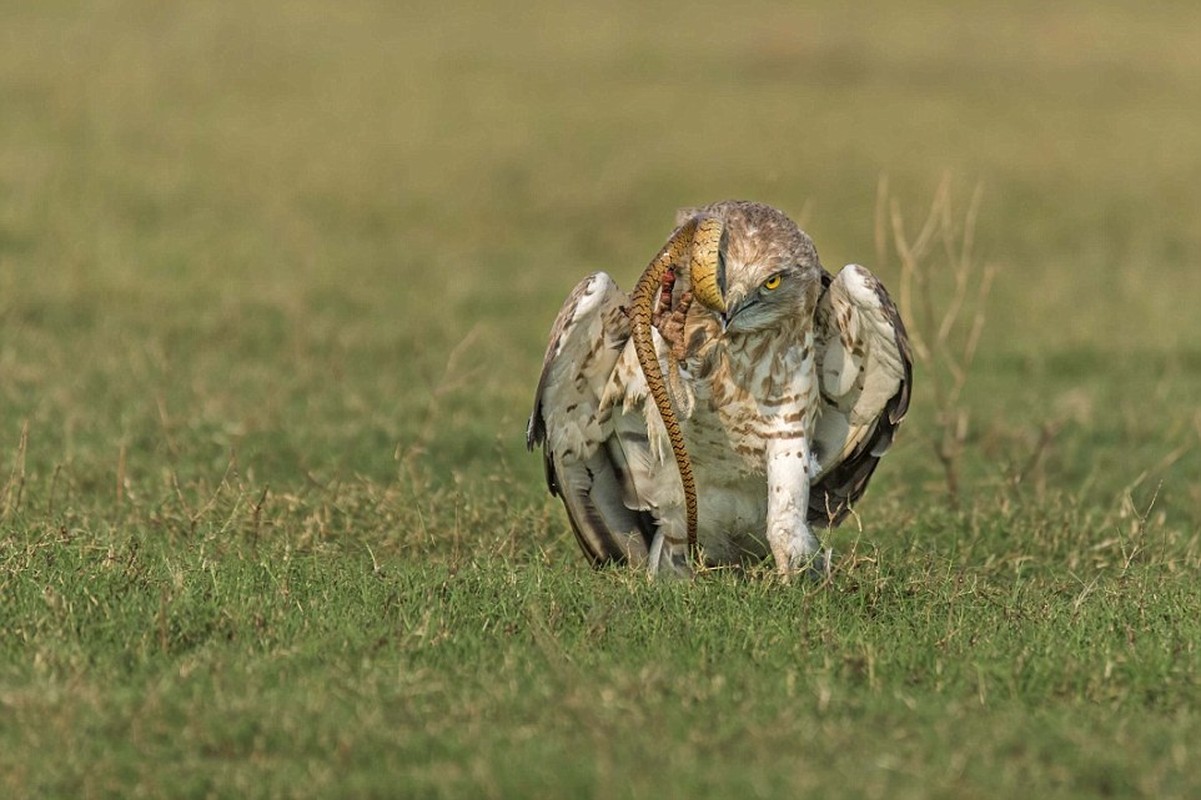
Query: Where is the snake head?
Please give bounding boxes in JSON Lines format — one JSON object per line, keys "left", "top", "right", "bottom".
{"left": 688, "top": 216, "right": 727, "bottom": 314}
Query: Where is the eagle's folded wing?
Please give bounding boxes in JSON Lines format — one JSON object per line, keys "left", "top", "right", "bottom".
{"left": 809, "top": 264, "right": 913, "bottom": 526}
{"left": 527, "top": 273, "right": 656, "bottom": 564}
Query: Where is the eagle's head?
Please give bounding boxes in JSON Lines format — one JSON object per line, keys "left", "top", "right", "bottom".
{"left": 682, "top": 200, "right": 824, "bottom": 335}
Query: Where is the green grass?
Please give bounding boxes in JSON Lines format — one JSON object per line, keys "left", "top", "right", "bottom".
{"left": 3, "top": 0, "right": 1201, "bottom": 796}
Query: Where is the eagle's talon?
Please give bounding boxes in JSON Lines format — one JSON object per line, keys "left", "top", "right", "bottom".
{"left": 654, "top": 290, "right": 693, "bottom": 361}
{"left": 650, "top": 271, "right": 676, "bottom": 328}
{"left": 656, "top": 269, "right": 677, "bottom": 313}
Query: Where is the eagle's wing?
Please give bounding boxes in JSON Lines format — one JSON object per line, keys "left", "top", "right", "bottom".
{"left": 527, "top": 273, "right": 657, "bottom": 564}
{"left": 809, "top": 264, "right": 913, "bottom": 527}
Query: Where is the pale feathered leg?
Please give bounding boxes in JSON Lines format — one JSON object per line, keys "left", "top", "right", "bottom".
{"left": 766, "top": 435, "right": 825, "bottom": 579}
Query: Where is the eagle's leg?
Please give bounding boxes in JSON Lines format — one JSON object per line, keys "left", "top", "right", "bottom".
{"left": 765, "top": 436, "right": 826, "bottom": 579}
{"left": 646, "top": 508, "right": 693, "bottom": 580}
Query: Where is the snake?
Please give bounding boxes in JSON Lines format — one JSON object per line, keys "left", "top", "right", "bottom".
{"left": 628, "top": 215, "right": 726, "bottom": 557}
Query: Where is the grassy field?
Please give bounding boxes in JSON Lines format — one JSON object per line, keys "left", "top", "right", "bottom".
{"left": 3, "top": 0, "right": 1201, "bottom": 796}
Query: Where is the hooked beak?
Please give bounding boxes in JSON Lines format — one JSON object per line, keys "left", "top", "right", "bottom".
{"left": 687, "top": 217, "right": 728, "bottom": 315}
{"left": 719, "top": 295, "right": 748, "bottom": 333}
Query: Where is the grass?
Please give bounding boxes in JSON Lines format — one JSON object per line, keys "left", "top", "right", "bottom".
{"left": 2, "top": 0, "right": 1201, "bottom": 796}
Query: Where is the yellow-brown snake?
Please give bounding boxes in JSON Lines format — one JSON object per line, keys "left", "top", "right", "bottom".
{"left": 628, "top": 216, "right": 725, "bottom": 556}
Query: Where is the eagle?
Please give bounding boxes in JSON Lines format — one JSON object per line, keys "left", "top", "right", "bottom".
{"left": 527, "top": 200, "right": 911, "bottom": 578}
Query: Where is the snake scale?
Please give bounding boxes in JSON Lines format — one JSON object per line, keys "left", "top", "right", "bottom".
{"left": 628, "top": 216, "right": 726, "bottom": 558}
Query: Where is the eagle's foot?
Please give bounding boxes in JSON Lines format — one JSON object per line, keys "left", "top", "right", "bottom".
{"left": 770, "top": 524, "right": 828, "bottom": 582}
{"left": 654, "top": 268, "right": 677, "bottom": 316}
{"left": 653, "top": 290, "right": 694, "bottom": 362}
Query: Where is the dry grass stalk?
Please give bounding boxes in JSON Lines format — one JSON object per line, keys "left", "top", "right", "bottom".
{"left": 2, "top": 420, "right": 29, "bottom": 519}
{"left": 875, "top": 175, "right": 998, "bottom": 503}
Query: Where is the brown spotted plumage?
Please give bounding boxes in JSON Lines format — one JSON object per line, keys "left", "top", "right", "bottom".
{"left": 528, "top": 200, "right": 912, "bottom": 578}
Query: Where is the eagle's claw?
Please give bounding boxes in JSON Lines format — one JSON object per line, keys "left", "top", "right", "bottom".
{"left": 653, "top": 287, "right": 693, "bottom": 362}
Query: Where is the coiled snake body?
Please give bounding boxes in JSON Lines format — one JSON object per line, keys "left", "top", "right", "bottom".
{"left": 627, "top": 216, "right": 726, "bottom": 559}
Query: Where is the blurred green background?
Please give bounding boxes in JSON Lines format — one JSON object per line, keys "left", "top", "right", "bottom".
{"left": 5, "top": 0, "right": 1200, "bottom": 485}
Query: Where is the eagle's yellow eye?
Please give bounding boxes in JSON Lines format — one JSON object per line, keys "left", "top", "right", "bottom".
{"left": 762, "top": 274, "right": 782, "bottom": 291}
